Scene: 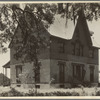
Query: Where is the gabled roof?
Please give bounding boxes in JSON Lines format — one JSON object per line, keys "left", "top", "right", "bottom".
{"left": 48, "top": 15, "right": 75, "bottom": 40}
{"left": 8, "top": 25, "right": 20, "bottom": 48}
{"left": 91, "top": 36, "right": 100, "bottom": 49}
{"left": 48, "top": 12, "right": 100, "bottom": 48}
{"left": 77, "top": 10, "right": 92, "bottom": 46}
{"left": 9, "top": 11, "right": 100, "bottom": 49}
{"left": 2, "top": 61, "right": 10, "bottom": 68}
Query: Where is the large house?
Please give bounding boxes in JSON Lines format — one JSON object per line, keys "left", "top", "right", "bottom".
{"left": 3, "top": 11, "right": 99, "bottom": 88}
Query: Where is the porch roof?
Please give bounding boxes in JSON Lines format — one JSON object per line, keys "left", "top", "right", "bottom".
{"left": 2, "top": 61, "right": 10, "bottom": 68}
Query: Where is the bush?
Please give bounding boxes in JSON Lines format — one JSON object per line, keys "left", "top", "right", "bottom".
{"left": 0, "top": 88, "right": 80, "bottom": 96}
{"left": 0, "top": 92, "right": 8, "bottom": 97}
{"left": 24, "top": 91, "right": 79, "bottom": 96}
{"left": 95, "top": 91, "right": 100, "bottom": 96}
{"left": 0, "top": 88, "right": 23, "bottom": 96}
{"left": 8, "top": 88, "right": 23, "bottom": 96}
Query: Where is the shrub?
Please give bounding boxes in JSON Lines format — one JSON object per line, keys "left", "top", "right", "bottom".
{"left": 45, "top": 91, "right": 79, "bottom": 96}
{"left": 95, "top": 91, "right": 100, "bottom": 96}
{"left": 0, "top": 92, "right": 8, "bottom": 97}
{"left": 71, "top": 91, "right": 79, "bottom": 96}
{"left": 25, "top": 91, "right": 79, "bottom": 96}
{"left": 0, "top": 88, "right": 23, "bottom": 96}
{"left": 8, "top": 88, "right": 23, "bottom": 96}
{"left": 0, "top": 88, "right": 80, "bottom": 96}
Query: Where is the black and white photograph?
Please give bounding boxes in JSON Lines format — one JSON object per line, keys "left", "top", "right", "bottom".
{"left": 0, "top": 1, "right": 100, "bottom": 97}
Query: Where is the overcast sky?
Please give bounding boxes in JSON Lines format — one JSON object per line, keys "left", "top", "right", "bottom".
{"left": 0, "top": 14, "right": 100, "bottom": 78}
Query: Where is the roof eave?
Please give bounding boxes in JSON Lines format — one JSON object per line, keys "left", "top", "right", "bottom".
{"left": 2, "top": 61, "right": 10, "bottom": 68}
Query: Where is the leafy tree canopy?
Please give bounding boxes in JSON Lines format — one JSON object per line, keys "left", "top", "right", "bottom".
{"left": 0, "top": 3, "right": 100, "bottom": 61}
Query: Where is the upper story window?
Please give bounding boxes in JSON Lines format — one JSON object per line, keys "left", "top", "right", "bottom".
{"left": 89, "top": 48, "right": 94, "bottom": 58}
{"left": 75, "top": 42, "right": 80, "bottom": 56}
{"left": 72, "top": 41, "right": 83, "bottom": 56}
{"left": 59, "top": 41, "right": 65, "bottom": 53}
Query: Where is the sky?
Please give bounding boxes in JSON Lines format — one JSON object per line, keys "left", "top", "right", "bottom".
{"left": 0, "top": 14, "right": 100, "bottom": 79}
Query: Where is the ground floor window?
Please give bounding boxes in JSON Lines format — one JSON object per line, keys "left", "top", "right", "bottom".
{"left": 72, "top": 63, "right": 85, "bottom": 81}
{"left": 16, "top": 65, "right": 22, "bottom": 84}
{"left": 35, "top": 62, "right": 41, "bottom": 83}
{"left": 58, "top": 61, "right": 66, "bottom": 83}
{"left": 35, "top": 66, "right": 40, "bottom": 83}
{"left": 90, "top": 66, "right": 94, "bottom": 82}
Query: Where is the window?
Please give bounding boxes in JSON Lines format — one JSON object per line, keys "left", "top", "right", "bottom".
{"left": 35, "top": 62, "right": 41, "bottom": 83}
{"left": 58, "top": 62, "right": 65, "bottom": 83}
{"left": 80, "top": 45, "right": 83, "bottom": 56}
{"left": 16, "top": 65, "right": 22, "bottom": 84}
{"left": 72, "top": 43, "right": 75, "bottom": 55}
{"left": 75, "top": 42, "right": 80, "bottom": 56}
{"left": 35, "top": 66, "right": 40, "bottom": 83}
{"left": 16, "top": 65, "right": 22, "bottom": 78}
{"left": 72, "top": 41, "right": 83, "bottom": 56}
{"left": 89, "top": 48, "right": 94, "bottom": 58}
{"left": 59, "top": 42, "right": 65, "bottom": 53}
{"left": 72, "top": 63, "right": 85, "bottom": 81}
{"left": 73, "top": 64, "right": 81, "bottom": 80}
{"left": 90, "top": 66, "right": 94, "bottom": 82}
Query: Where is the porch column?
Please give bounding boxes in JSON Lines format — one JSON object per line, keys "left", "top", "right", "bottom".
{"left": 5, "top": 68, "right": 7, "bottom": 77}
{"left": 3, "top": 67, "right": 4, "bottom": 86}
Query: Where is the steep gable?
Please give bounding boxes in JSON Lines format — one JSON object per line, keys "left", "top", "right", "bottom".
{"left": 72, "top": 10, "right": 92, "bottom": 46}
{"left": 9, "top": 10, "right": 99, "bottom": 49}
{"left": 9, "top": 25, "right": 22, "bottom": 48}
{"left": 9, "top": 24, "right": 51, "bottom": 48}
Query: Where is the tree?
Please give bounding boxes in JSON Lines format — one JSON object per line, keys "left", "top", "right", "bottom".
{"left": 0, "top": 3, "right": 100, "bottom": 48}
{"left": 0, "top": 3, "right": 100, "bottom": 54}
{"left": 0, "top": 3, "right": 100, "bottom": 89}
